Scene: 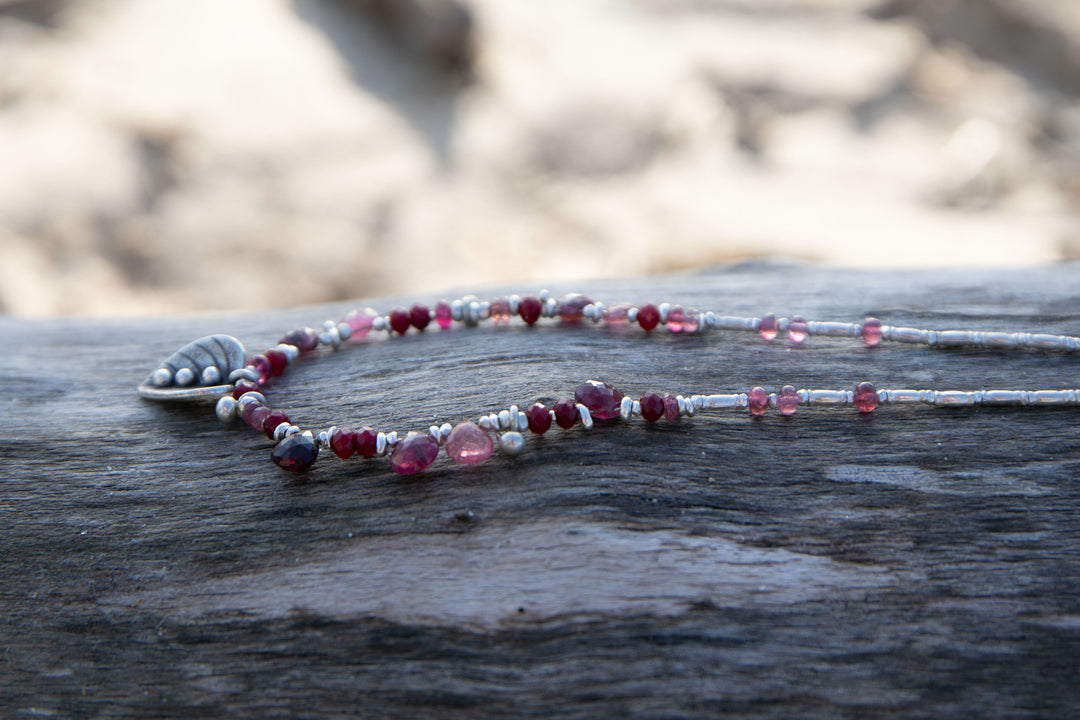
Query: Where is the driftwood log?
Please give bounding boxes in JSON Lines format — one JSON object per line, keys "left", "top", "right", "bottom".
{"left": 3, "top": 261, "right": 1080, "bottom": 718}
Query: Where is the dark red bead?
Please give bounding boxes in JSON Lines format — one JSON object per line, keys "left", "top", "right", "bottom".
{"left": 389, "top": 308, "right": 411, "bottom": 335}
{"left": 553, "top": 398, "right": 579, "bottom": 429}
{"left": 525, "top": 403, "right": 552, "bottom": 434}
{"left": 280, "top": 327, "right": 319, "bottom": 353}
{"left": 637, "top": 304, "right": 660, "bottom": 331}
{"left": 233, "top": 379, "right": 259, "bottom": 399}
{"left": 265, "top": 349, "right": 288, "bottom": 376}
{"left": 330, "top": 428, "right": 356, "bottom": 459}
{"left": 353, "top": 427, "right": 378, "bottom": 458}
{"left": 249, "top": 355, "right": 272, "bottom": 385}
{"left": 262, "top": 409, "right": 290, "bottom": 439}
{"left": 518, "top": 296, "right": 543, "bottom": 325}
{"left": 272, "top": 433, "right": 318, "bottom": 472}
{"left": 409, "top": 304, "right": 431, "bottom": 331}
{"left": 574, "top": 380, "right": 623, "bottom": 421}
{"left": 640, "top": 392, "right": 664, "bottom": 422}
{"left": 557, "top": 293, "right": 593, "bottom": 323}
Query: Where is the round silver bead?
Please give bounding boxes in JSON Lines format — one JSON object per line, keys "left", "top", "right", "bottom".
{"left": 277, "top": 344, "right": 300, "bottom": 361}
{"left": 151, "top": 367, "right": 173, "bottom": 387}
{"left": 201, "top": 366, "right": 222, "bottom": 385}
{"left": 215, "top": 395, "right": 238, "bottom": 422}
{"left": 237, "top": 392, "right": 266, "bottom": 408}
{"left": 499, "top": 432, "right": 526, "bottom": 456}
{"left": 336, "top": 322, "right": 352, "bottom": 341}
{"left": 273, "top": 423, "right": 291, "bottom": 442}
{"left": 174, "top": 367, "right": 196, "bottom": 386}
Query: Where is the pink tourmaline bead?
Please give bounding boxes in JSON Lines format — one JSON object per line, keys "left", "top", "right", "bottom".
{"left": 409, "top": 304, "right": 431, "bottom": 331}
{"left": 445, "top": 421, "right": 493, "bottom": 464}
{"left": 330, "top": 428, "right": 356, "bottom": 459}
{"left": 682, "top": 308, "right": 700, "bottom": 333}
{"left": 662, "top": 393, "right": 679, "bottom": 421}
{"left": 666, "top": 306, "right": 687, "bottom": 333}
{"left": 389, "top": 308, "right": 411, "bottom": 335}
{"left": 280, "top": 327, "right": 320, "bottom": 353}
{"left": 553, "top": 399, "right": 579, "bottom": 429}
{"left": 244, "top": 404, "right": 271, "bottom": 430}
{"left": 557, "top": 293, "right": 593, "bottom": 323}
{"left": 343, "top": 307, "right": 378, "bottom": 337}
{"left": 862, "top": 317, "right": 882, "bottom": 347}
{"left": 489, "top": 298, "right": 511, "bottom": 325}
{"left": 518, "top": 296, "right": 542, "bottom": 325}
{"left": 435, "top": 301, "right": 453, "bottom": 329}
{"left": 788, "top": 315, "right": 808, "bottom": 344}
{"left": 574, "top": 380, "right": 623, "bottom": 421}
{"left": 854, "top": 382, "right": 878, "bottom": 413}
{"left": 526, "top": 403, "right": 552, "bottom": 434}
{"left": 776, "top": 385, "right": 800, "bottom": 416}
{"left": 637, "top": 303, "right": 660, "bottom": 331}
{"left": 759, "top": 313, "right": 778, "bottom": 341}
{"left": 747, "top": 386, "right": 769, "bottom": 416}
{"left": 389, "top": 432, "right": 439, "bottom": 475}
{"left": 602, "top": 303, "right": 631, "bottom": 324}
{"left": 640, "top": 392, "right": 664, "bottom": 422}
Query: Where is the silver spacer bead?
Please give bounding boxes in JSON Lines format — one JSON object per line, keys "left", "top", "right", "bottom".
{"left": 385, "top": 430, "right": 399, "bottom": 447}
{"left": 277, "top": 344, "right": 300, "bottom": 361}
{"left": 336, "top": 322, "right": 352, "bottom": 341}
{"left": 450, "top": 299, "right": 464, "bottom": 321}
{"left": 318, "top": 430, "right": 331, "bottom": 448}
{"left": 478, "top": 415, "right": 492, "bottom": 430}
{"left": 376, "top": 432, "right": 387, "bottom": 455}
{"left": 702, "top": 311, "right": 717, "bottom": 329}
{"left": 237, "top": 392, "right": 266, "bottom": 408}
{"left": 658, "top": 303, "right": 671, "bottom": 324}
{"left": 440, "top": 422, "right": 453, "bottom": 439}
{"left": 498, "top": 409, "right": 512, "bottom": 430}
{"left": 174, "top": 367, "right": 196, "bottom": 386}
{"left": 372, "top": 316, "right": 387, "bottom": 332}
{"left": 499, "top": 431, "right": 526, "bottom": 456}
{"left": 201, "top": 366, "right": 222, "bottom": 385}
{"left": 632, "top": 400, "right": 641, "bottom": 415}
{"left": 626, "top": 307, "right": 639, "bottom": 324}
{"left": 575, "top": 403, "right": 594, "bottom": 430}
{"left": 538, "top": 289, "right": 550, "bottom": 302}
{"left": 516, "top": 412, "right": 529, "bottom": 431}
{"left": 619, "top": 396, "right": 634, "bottom": 420}
{"left": 151, "top": 367, "right": 173, "bottom": 387}
{"left": 509, "top": 405, "right": 520, "bottom": 429}
{"left": 318, "top": 327, "right": 342, "bottom": 349}
{"left": 215, "top": 395, "right": 238, "bottom": 422}
{"left": 508, "top": 295, "right": 520, "bottom": 315}
{"left": 429, "top": 425, "right": 443, "bottom": 443}
{"left": 285, "top": 424, "right": 301, "bottom": 437}
{"left": 543, "top": 298, "right": 557, "bottom": 318}
{"left": 229, "top": 367, "right": 259, "bottom": 383}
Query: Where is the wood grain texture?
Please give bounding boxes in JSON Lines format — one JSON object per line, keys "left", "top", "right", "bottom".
{"left": 3, "top": 261, "right": 1080, "bottom": 718}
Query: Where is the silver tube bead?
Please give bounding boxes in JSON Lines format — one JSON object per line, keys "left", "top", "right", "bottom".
{"left": 701, "top": 394, "right": 741, "bottom": 409}
{"left": 807, "top": 390, "right": 847, "bottom": 405}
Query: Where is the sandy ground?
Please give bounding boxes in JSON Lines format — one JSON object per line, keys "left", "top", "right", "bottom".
{"left": 0, "top": 0, "right": 1077, "bottom": 315}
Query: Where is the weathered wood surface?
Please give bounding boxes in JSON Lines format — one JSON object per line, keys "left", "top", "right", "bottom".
{"left": 3, "top": 261, "right": 1080, "bottom": 718}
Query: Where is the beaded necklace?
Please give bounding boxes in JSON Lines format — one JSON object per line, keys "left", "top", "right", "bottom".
{"left": 139, "top": 291, "right": 1080, "bottom": 475}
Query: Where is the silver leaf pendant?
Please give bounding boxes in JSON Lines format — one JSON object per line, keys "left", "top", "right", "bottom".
{"left": 138, "top": 334, "right": 246, "bottom": 403}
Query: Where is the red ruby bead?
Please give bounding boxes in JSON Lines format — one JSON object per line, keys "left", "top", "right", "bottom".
{"left": 747, "top": 386, "right": 769, "bottom": 416}
{"left": 409, "top": 304, "right": 431, "bottom": 331}
{"left": 343, "top": 307, "right": 379, "bottom": 337}
{"left": 389, "top": 308, "right": 411, "bottom": 335}
{"left": 435, "top": 301, "right": 453, "bottom": 329}
{"left": 662, "top": 393, "right": 679, "bottom": 420}
{"left": 788, "top": 315, "right": 808, "bottom": 344}
{"left": 245, "top": 405, "right": 271, "bottom": 430}
{"left": 249, "top": 354, "right": 272, "bottom": 385}
{"left": 233, "top": 379, "right": 260, "bottom": 399}
{"left": 557, "top": 293, "right": 593, "bottom": 323}
{"left": 280, "top": 327, "right": 319, "bottom": 353}
{"left": 330, "top": 428, "right": 356, "bottom": 459}
{"left": 854, "top": 382, "right": 878, "bottom": 413}
{"left": 272, "top": 433, "right": 319, "bottom": 472}
{"left": 262, "top": 409, "right": 290, "bottom": 439}
{"left": 862, "top": 317, "right": 883, "bottom": 347}
{"left": 389, "top": 432, "right": 440, "bottom": 475}
{"left": 265, "top": 349, "right": 288, "bottom": 376}
{"left": 759, "top": 313, "right": 778, "bottom": 341}
{"left": 637, "top": 303, "right": 660, "bottom": 331}
{"left": 489, "top": 297, "right": 511, "bottom": 325}
{"left": 525, "top": 403, "right": 552, "bottom": 434}
{"left": 640, "top": 392, "right": 664, "bottom": 422}
{"left": 553, "top": 399, "right": 579, "bottom": 429}
{"left": 518, "top": 296, "right": 542, "bottom": 325}
{"left": 354, "top": 427, "right": 378, "bottom": 458}
{"left": 777, "top": 385, "right": 800, "bottom": 416}
{"left": 574, "top": 380, "right": 623, "bottom": 421}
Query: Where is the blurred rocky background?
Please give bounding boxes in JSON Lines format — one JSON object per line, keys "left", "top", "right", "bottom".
{"left": 0, "top": 0, "right": 1077, "bottom": 315}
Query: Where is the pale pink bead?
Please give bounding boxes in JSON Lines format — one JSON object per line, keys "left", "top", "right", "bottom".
{"left": 747, "top": 386, "right": 769, "bottom": 416}
{"left": 602, "top": 303, "right": 631, "bottom": 324}
{"left": 854, "top": 382, "right": 878, "bottom": 413}
{"left": 776, "top": 385, "right": 800, "bottom": 416}
{"left": 342, "top": 307, "right": 378, "bottom": 338}
{"left": 682, "top": 308, "right": 700, "bottom": 333}
{"left": 862, "top": 317, "right": 882, "bottom": 347}
{"left": 435, "top": 301, "right": 453, "bottom": 329}
{"left": 444, "top": 421, "right": 493, "bottom": 464}
{"left": 787, "top": 315, "right": 808, "bottom": 344}
{"left": 489, "top": 297, "right": 511, "bottom": 325}
{"left": 666, "top": 306, "right": 687, "bottom": 333}
{"left": 759, "top": 313, "right": 778, "bottom": 341}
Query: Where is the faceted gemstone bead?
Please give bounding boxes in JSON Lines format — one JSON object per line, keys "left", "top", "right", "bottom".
{"left": 489, "top": 298, "right": 511, "bottom": 325}
{"left": 280, "top": 327, "right": 319, "bottom": 353}
{"left": 434, "top": 301, "right": 453, "bottom": 329}
{"left": 245, "top": 405, "right": 271, "bottom": 430}
{"left": 666, "top": 305, "right": 687, "bottom": 333}
{"left": 854, "top": 382, "right": 878, "bottom": 413}
{"left": 553, "top": 398, "right": 579, "bottom": 429}
{"left": 265, "top": 348, "right": 288, "bottom": 376}
{"left": 240, "top": 397, "right": 266, "bottom": 424}
{"left": 637, "top": 303, "right": 660, "bottom": 331}
{"left": 330, "top": 428, "right": 356, "bottom": 459}
{"left": 662, "top": 393, "right": 679, "bottom": 421}
{"left": 862, "top": 317, "right": 882, "bottom": 347}
{"left": 747, "top": 386, "right": 769, "bottom": 416}
{"left": 640, "top": 392, "right": 664, "bottom": 422}
{"left": 602, "top": 303, "right": 631, "bottom": 324}
{"left": 776, "top": 385, "right": 800, "bottom": 416}
{"left": 233, "top": 379, "right": 260, "bottom": 399}
{"left": 681, "top": 308, "right": 700, "bottom": 333}
{"left": 788, "top": 315, "right": 808, "bottom": 345}
{"left": 353, "top": 427, "right": 378, "bottom": 458}
{"left": 389, "top": 432, "right": 439, "bottom": 475}
{"left": 343, "top": 307, "right": 379, "bottom": 337}
{"left": 262, "top": 409, "right": 290, "bottom": 439}
{"left": 525, "top": 403, "right": 552, "bottom": 434}
{"left": 759, "top": 313, "right": 778, "bottom": 341}
{"left": 556, "top": 293, "right": 593, "bottom": 323}
{"left": 249, "top": 354, "right": 272, "bottom": 385}
{"left": 409, "top": 304, "right": 431, "bottom": 331}
{"left": 272, "top": 433, "right": 319, "bottom": 472}
{"left": 445, "top": 421, "right": 493, "bottom": 464}
{"left": 389, "top": 308, "right": 411, "bottom": 335}
{"left": 518, "top": 296, "right": 542, "bottom": 325}
{"left": 574, "top": 380, "right": 623, "bottom": 421}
